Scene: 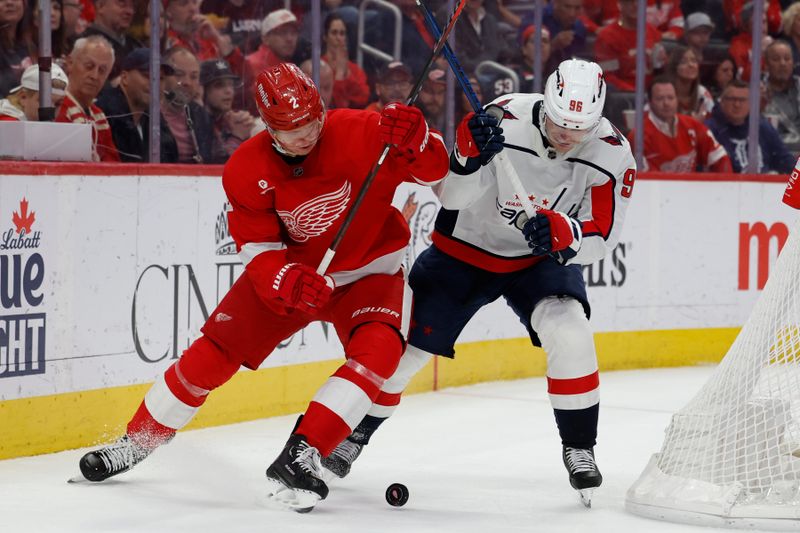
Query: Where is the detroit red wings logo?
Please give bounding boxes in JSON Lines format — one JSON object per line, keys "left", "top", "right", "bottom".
{"left": 277, "top": 181, "right": 351, "bottom": 242}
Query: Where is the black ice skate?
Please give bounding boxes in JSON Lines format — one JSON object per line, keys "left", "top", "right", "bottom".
{"left": 265, "top": 434, "right": 329, "bottom": 513}
{"left": 75, "top": 435, "right": 153, "bottom": 482}
{"left": 562, "top": 446, "right": 603, "bottom": 508}
{"left": 321, "top": 437, "right": 363, "bottom": 481}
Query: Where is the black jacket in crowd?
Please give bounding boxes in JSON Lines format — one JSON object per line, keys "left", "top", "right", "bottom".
{"left": 96, "top": 86, "right": 179, "bottom": 164}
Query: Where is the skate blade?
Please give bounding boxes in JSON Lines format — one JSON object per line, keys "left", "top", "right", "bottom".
{"left": 265, "top": 477, "right": 321, "bottom": 513}
{"left": 67, "top": 475, "right": 88, "bottom": 484}
{"left": 578, "top": 488, "right": 594, "bottom": 508}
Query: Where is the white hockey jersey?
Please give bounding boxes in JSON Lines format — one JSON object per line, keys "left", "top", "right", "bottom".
{"left": 432, "top": 93, "right": 636, "bottom": 273}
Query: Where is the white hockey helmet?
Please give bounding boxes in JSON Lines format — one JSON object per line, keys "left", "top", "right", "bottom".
{"left": 543, "top": 59, "right": 605, "bottom": 130}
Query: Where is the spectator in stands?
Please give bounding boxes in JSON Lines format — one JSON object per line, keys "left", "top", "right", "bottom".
{"left": 513, "top": 25, "right": 551, "bottom": 94}
{"left": 96, "top": 48, "right": 179, "bottom": 163}
{"left": 164, "top": 0, "right": 243, "bottom": 69}
{"left": 365, "top": 60, "right": 413, "bottom": 114}
{"left": 245, "top": 9, "right": 299, "bottom": 77}
{"left": 665, "top": 46, "right": 714, "bottom": 121}
{"left": 417, "top": 67, "right": 446, "bottom": 131}
{"left": 322, "top": 13, "right": 369, "bottom": 109}
{"left": 57, "top": 35, "right": 120, "bottom": 161}
{"left": 444, "top": 0, "right": 505, "bottom": 75}
{"left": 24, "top": 0, "right": 68, "bottom": 68}
{"left": 200, "top": 58, "right": 256, "bottom": 159}
{"left": 395, "top": 0, "right": 439, "bottom": 77}
{"left": 299, "top": 58, "right": 334, "bottom": 108}
{"left": 485, "top": 0, "right": 521, "bottom": 30}
{"left": 724, "top": 0, "right": 781, "bottom": 36}
{"left": 595, "top": 0, "right": 664, "bottom": 92}
{"left": 0, "top": 0, "right": 30, "bottom": 98}
{"left": 763, "top": 39, "right": 800, "bottom": 145}
{"left": 80, "top": 0, "right": 142, "bottom": 76}
{"left": 705, "top": 79, "right": 795, "bottom": 173}
{"left": 682, "top": 12, "right": 714, "bottom": 64}
{"left": 61, "top": 0, "right": 84, "bottom": 43}
{"left": 584, "top": 0, "right": 683, "bottom": 39}
{"left": 299, "top": 0, "right": 383, "bottom": 58}
{"left": 200, "top": 0, "right": 269, "bottom": 55}
{"left": 457, "top": 74, "right": 483, "bottom": 123}
{"left": 0, "top": 63, "right": 68, "bottom": 120}
{"left": 520, "top": 0, "right": 586, "bottom": 73}
{"left": 780, "top": 2, "right": 800, "bottom": 76}
{"left": 731, "top": 3, "right": 773, "bottom": 82}
{"left": 161, "top": 46, "right": 221, "bottom": 163}
{"left": 627, "top": 76, "right": 732, "bottom": 172}
{"left": 703, "top": 53, "right": 737, "bottom": 99}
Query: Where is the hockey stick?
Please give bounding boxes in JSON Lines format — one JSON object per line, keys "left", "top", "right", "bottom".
{"left": 316, "top": 0, "right": 469, "bottom": 276}
{"left": 417, "top": 0, "right": 537, "bottom": 219}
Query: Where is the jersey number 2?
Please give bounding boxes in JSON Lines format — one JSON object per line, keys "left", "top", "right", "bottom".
{"left": 621, "top": 168, "right": 636, "bottom": 198}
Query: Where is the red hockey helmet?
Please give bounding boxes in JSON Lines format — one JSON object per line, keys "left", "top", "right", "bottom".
{"left": 255, "top": 63, "right": 325, "bottom": 131}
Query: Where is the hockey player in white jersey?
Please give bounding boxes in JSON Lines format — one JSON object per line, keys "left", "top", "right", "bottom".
{"left": 323, "top": 59, "right": 636, "bottom": 507}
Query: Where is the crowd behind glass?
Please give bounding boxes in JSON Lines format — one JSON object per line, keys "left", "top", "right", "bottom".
{"left": 1, "top": 0, "right": 799, "bottom": 173}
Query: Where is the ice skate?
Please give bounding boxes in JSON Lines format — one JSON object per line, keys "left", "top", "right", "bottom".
{"left": 320, "top": 437, "right": 363, "bottom": 482}
{"left": 265, "top": 434, "right": 329, "bottom": 513}
{"left": 72, "top": 435, "right": 153, "bottom": 483}
{"left": 562, "top": 446, "right": 602, "bottom": 507}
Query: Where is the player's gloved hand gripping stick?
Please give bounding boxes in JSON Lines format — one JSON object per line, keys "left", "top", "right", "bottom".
{"left": 315, "top": 0, "right": 470, "bottom": 276}
{"left": 416, "top": 0, "right": 537, "bottom": 220}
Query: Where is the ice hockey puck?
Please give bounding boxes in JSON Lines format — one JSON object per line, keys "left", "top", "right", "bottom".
{"left": 385, "top": 483, "right": 409, "bottom": 507}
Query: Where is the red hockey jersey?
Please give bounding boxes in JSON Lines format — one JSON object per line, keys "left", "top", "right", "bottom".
{"left": 223, "top": 108, "right": 449, "bottom": 301}
{"left": 628, "top": 111, "right": 732, "bottom": 173}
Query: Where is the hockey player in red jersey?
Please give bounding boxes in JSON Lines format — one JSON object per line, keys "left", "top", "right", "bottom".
{"left": 76, "top": 62, "right": 449, "bottom": 511}
{"left": 322, "top": 60, "right": 635, "bottom": 508}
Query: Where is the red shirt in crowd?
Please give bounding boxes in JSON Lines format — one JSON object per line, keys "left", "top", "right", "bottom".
{"left": 595, "top": 21, "right": 663, "bottom": 92}
{"left": 628, "top": 111, "right": 732, "bottom": 173}
{"left": 56, "top": 92, "right": 121, "bottom": 162}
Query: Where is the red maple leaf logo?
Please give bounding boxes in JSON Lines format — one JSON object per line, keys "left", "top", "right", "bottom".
{"left": 12, "top": 197, "right": 35, "bottom": 234}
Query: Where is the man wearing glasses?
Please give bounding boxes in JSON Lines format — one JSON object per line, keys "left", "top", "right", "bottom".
{"left": 705, "top": 79, "right": 795, "bottom": 173}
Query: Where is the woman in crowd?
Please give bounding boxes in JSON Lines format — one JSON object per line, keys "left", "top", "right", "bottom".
{"left": 666, "top": 45, "right": 714, "bottom": 121}
{"left": 702, "top": 53, "right": 737, "bottom": 100}
{"left": 322, "top": 12, "right": 369, "bottom": 109}
{"left": 0, "top": 0, "right": 31, "bottom": 97}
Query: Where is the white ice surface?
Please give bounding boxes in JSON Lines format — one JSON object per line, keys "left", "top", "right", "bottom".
{"left": 1, "top": 366, "right": 763, "bottom": 533}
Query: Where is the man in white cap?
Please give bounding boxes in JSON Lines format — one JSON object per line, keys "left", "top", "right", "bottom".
{"left": 245, "top": 8, "right": 299, "bottom": 76}
{"left": 683, "top": 12, "right": 715, "bottom": 64}
{"left": 0, "top": 64, "right": 69, "bottom": 121}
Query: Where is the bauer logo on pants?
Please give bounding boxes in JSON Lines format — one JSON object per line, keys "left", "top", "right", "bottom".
{"left": 0, "top": 198, "right": 46, "bottom": 378}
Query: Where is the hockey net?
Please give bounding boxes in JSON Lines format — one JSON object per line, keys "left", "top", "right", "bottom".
{"left": 626, "top": 217, "right": 800, "bottom": 531}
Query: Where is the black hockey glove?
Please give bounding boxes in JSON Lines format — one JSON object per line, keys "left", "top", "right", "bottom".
{"left": 521, "top": 209, "right": 583, "bottom": 264}
{"left": 451, "top": 111, "right": 505, "bottom": 174}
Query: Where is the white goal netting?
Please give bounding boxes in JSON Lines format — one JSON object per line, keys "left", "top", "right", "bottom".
{"left": 626, "top": 218, "right": 800, "bottom": 531}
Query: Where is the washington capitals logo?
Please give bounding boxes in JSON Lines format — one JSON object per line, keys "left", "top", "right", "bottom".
{"left": 494, "top": 99, "right": 519, "bottom": 120}
{"left": 277, "top": 181, "right": 351, "bottom": 242}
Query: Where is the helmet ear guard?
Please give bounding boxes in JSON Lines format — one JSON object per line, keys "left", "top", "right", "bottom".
{"left": 543, "top": 59, "right": 605, "bottom": 131}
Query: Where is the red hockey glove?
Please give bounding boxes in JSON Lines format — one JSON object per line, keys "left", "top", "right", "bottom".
{"left": 521, "top": 209, "right": 583, "bottom": 263}
{"left": 269, "top": 263, "right": 333, "bottom": 314}
{"left": 456, "top": 111, "right": 505, "bottom": 159}
{"left": 379, "top": 103, "right": 430, "bottom": 155}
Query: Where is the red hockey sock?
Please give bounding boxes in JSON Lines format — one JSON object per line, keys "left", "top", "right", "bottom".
{"left": 296, "top": 323, "right": 403, "bottom": 456}
{"left": 297, "top": 402, "right": 353, "bottom": 456}
{"left": 126, "top": 402, "right": 176, "bottom": 450}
